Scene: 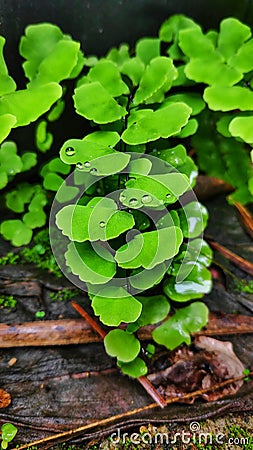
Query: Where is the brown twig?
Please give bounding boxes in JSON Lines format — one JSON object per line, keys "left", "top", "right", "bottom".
{"left": 71, "top": 301, "right": 106, "bottom": 339}
{"left": 0, "top": 313, "right": 253, "bottom": 348}
{"left": 194, "top": 175, "right": 233, "bottom": 201}
{"left": 208, "top": 239, "right": 253, "bottom": 276}
{"left": 138, "top": 376, "right": 166, "bottom": 408}
{"left": 234, "top": 202, "right": 253, "bottom": 239}
{"left": 71, "top": 301, "right": 166, "bottom": 408}
{"left": 137, "top": 313, "right": 253, "bottom": 338}
{"left": 13, "top": 371, "right": 253, "bottom": 450}
{"left": 0, "top": 319, "right": 102, "bottom": 347}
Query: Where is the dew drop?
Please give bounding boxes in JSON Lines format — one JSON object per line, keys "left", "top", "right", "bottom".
{"left": 129, "top": 198, "right": 138, "bottom": 206}
{"left": 166, "top": 193, "right": 172, "bottom": 199}
{"left": 90, "top": 168, "right": 98, "bottom": 175}
{"left": 84, "top": 161, "right": 91, "bottom": 168}
{"left": 99, "top": 221, "right": 106, "bottom": 228}
{"left": 120, "top": 193, "right": 126, "bottom": 202}
{"left": 76, "top": 162, "right": 84, "bottom": 169}
{"left": 65, "top": 146, "right": 75, "bottom": 156}
{"left": 141, "top": 194, "right": 152, "bottom": 204}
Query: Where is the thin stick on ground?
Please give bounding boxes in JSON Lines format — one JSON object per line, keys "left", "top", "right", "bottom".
{"left": 14, "top": 370, "right": 253, "bottom": 450}
{"left": 71, "top": 301, "right": 167, "bottom": 408}
{"left": 234, "top": 202, "right": 253, "bottom": 239}
{"left": 208, "top": 239, "right": 253, "bottom": 276}
{"left": 71, "top": 301, "right": 106, "bottom": 339}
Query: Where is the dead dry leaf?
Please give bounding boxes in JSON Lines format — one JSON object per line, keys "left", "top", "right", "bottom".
{"left": 147, "top": 337, "right": 245, "bottom": 403}
{"left": 0, "top": 388, "right": 11, "bottom": 408}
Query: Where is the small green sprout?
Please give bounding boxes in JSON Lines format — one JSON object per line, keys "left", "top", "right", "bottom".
{"left": 243, "top": 368, "right": 251, "bottom": 381}
{"left": 145, "top": 343, "right": 156, "bottom": 358}
{"left": 35, "top": 310, "right": 46, "bottom": 319}
{"left": 0, "top": 423, "right": 18, "bottom": 449}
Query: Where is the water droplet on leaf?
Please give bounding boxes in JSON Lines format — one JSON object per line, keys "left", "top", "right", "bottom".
{"left": 129, "top": 198, "right": 138, "bottom": 206}
{"left": 141, "top": 194, "right": 152, "bottom": 204}
{"left": 84, "top": 161, "right": 91, "bottom": 168}
{"left": 120, "top": 193, "right": 126, "bottom": 202}
{"left": 99, "top": 221, "right": 106, "bottom": 228}
{"left": 166, "top": 193, "right": 172, "bottom": 199}
{"left": 65, "top": 146, "right": 75, "bottom": 156}
{"left": 90, "top": 168, "right": 98, "bottom": 174}
{"left": 76, "top": 162, "right": 84, "bottom": 169}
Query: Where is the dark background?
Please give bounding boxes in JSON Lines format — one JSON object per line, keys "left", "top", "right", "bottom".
{"left": 1, "top": 0, "right": 253, "bottom": 77}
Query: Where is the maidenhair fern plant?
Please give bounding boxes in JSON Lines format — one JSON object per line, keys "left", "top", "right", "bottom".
{"left": 159, "top": 14, "right": 253, "bottom": 204}
{"left": 0, "top": 24, "right": 84, "bottom": 244}
{"left": 0, "top": 15, "right": 252, "bottom": 376}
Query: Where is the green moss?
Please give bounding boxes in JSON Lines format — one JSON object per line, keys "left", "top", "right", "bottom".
{"left": 0, "top": 252, "right": 19, "bottom": 265}
{"left": 49, "top": 288, "right": 80, "bottom": 302}
{"left": 227, "top": 424, "right": 253, "bottom": 450}
{"left": 0, "top": 229, "right": 62, "bottom": 278}
{"left": 0, "top": 294, "right": 16, "bottom": 309}
{"left": 235, "top": 279, "right": 253, "bottom": 294}
{"left": 19, "top": 229, "right": 62, "bottom": 277}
